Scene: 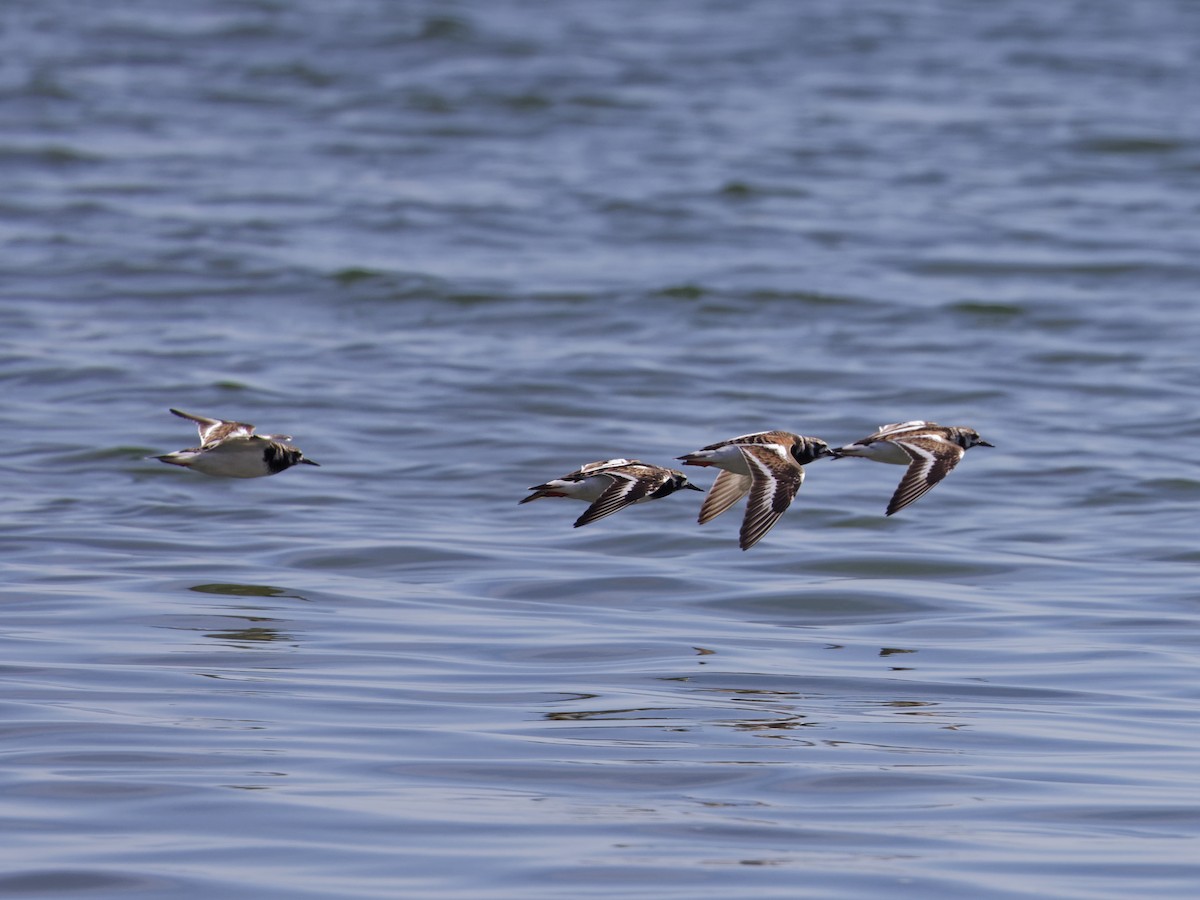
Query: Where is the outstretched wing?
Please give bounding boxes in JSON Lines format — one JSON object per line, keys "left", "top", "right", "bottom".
{"left": 573, "top": 473, "right": 653, "bottom": 528}
{"left": 886, "top": 436, "right": 965, "bottom": 515}
{"left": 169, "top": 408, "right": 256, "bottom": 445}
{"left": 698, "top": 469, "right": 751, "bottom": 524}
{"left": 863, "top": 421, "right": 929, "bottom": 443}
{"left": 738, "top": 444, "right": 804, "bottom": 550}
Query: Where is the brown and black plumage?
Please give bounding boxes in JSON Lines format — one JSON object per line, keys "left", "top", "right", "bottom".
{"left": 830, "top": 420, "right": 992, "bottom": 516}
{"left": 154, "top": 409, "right": 319, "bottom": 477}
{"left": 520, "top": 458, "right": 702, "bottom": 528}
{"left": 677, "top": 431, "right": 832, "bottom": 550}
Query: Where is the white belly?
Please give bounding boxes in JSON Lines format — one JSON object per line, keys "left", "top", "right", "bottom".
{"left": 188, "top": 443, "right": 272, "bottom": 478}
{"left": 840, "top": 441, "right": 911, "bottom": 465}
{"left": 693, "top": 443, "right": 753, "bottom": 475}
{"left": 543, "top": 476, "right": 611, "bottom": 502}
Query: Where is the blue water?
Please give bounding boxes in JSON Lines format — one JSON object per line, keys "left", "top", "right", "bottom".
{"left": 3, "top": 1, "right": 1200, "bottom": 897}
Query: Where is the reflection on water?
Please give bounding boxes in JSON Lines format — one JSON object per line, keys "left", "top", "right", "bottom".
{"left": 545, "top": 707, "right": 673, "bottom": 722}
{"left": 158, "top": 613, "right": 296, "bottom": 647}
{"left": 203, "top": 624, "right": 293, "bottom": 645}
{"left": 138, "top": 584, "right": 309, "bottom": 647}
{"left": 728, "top": 713, "right": 813, "bottom": 734}
{"left": 540, "top": 685, "right": 965, "bottom": 740}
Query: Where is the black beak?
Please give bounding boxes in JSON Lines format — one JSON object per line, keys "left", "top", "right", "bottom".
{"left": 684, "top": 482, "right": 704, "bottom": 491}
{"left": 977, "top": 441, "right": 995, "bottom": 448}
{"left": 301, "top": 458, "right": 321, "bottom": 466}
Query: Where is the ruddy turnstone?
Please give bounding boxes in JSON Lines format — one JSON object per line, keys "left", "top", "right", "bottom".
{"left": 830, "top": 420, "right": 992, "bottom": 516}
{"left": 519, "top": 458, "right": 702, "bottom": 528}
{"left": 677, "top": 431, "right": 833, "bottom": 550}
{"left": 154, "top": 408, "right": 320, "bottom": 478}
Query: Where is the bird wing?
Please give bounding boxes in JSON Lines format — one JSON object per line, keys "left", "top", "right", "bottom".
{"left": 170, "top": 408, "right": 256, "bottom": 445}
{"left": 863, "top": 420, "right": 929, "bottom": 443}
{"left": 698, "top": 469, "right": 751, "bottom": 524}
{"left": 738, "top": 443, "right": 804, "bottom": 550}
{"left": 573, "top": 473, "right": 653, "bottom": 528}
{"left": 196, "top": 435, "right": 267, "bottom": 456}
{"left": 886, "top": 435, "right": 965, "bottom": 515}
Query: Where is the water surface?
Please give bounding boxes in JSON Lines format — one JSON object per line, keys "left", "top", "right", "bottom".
{"left": 2, "top": 1, "right": 1200, "bottom": 897}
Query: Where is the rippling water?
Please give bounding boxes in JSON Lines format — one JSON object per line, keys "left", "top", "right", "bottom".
{"left": 3, "top": 1, "right": 1200, "bottom": 897}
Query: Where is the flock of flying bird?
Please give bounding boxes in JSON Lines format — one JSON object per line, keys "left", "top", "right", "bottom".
{"left": 154, "top": 408, "right": 993, "bottom": 551}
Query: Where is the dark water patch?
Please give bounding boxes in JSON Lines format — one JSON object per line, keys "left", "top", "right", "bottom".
{"left": 718, "top": 180, "right": 755, "bottom": 198}
{"left": 654, "top": 283, "right": 705, "bottom": 300}
{"left": 1138, "top": 477, "right": 1200, "bottom": 498}
{"left": 0, "top": 144, "right": 102, "bottom": 166}
{"left": 1155, "top": 549, "right": 1200, "bottom": 564}
{"left": 702, "top": 585, "right": 942, "bottom": 622}
{"left": 796, "top": 555, "right": 1011, "bottom": 580}
{"left": 330, "top": 266, "right": 388, "bottom": 286}
{"left": 1072, "top": 136, "right": 1186, "bottom": 155}
{"left": 489, "top": 574, "right": 712, "bottom": 608}
{"left": 1028, "top": 349, "right": 1143, "bottom": 366}
{"left": 946, "top": 300, "right": 1029, "bottom": 318}
{"left": 743, "top": 288, "right": 876, "bottom": 309}
{"left": 273, "top": 542, "right": 494, "bottom": 577}
{"left": 8, "top": 775, "right": 201, "bottom": 802}
{"left": 412, "top": 13, "right": 476, "bottom": 43}
{"left": 0, "top": 869, "right": 172, "bottom": 895}
{"left": 188, "top": 582, "right": 308, "bottom": 600}
{"left": 905, "top": 257, "right": 1161, "bottom": 278}
{"left": 246, "top": 61, "right": 339, "bottom": 90}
